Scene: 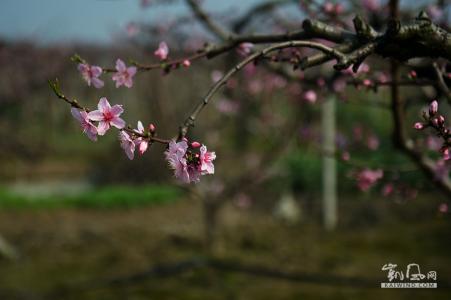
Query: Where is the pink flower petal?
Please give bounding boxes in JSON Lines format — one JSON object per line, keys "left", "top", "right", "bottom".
{"left": 110, "top": 117, "right": 126, "bottom": 129}
{"left": 116, "top": 59, "right": 126, "bottom": 72}
{"left": 87, "top": 110, "right": 104, "bottom": 121}
{"left": 110, "top": 104, "right": 124, "bottom": 116}
{"left": 97, "top": 121, "right": 110, "bottom": 135}
{"left": 127, "top": 66, "right": 137, "bottom": 77}
{"left": 71, "top": 108, "right": 83, "bottom": 122}
{"left": 98, "top": 97, "right": 111, "bottom": 112}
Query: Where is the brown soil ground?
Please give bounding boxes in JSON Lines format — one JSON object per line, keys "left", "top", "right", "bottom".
{"left": 0, "top": 197, "right": 450, "bottom": 300}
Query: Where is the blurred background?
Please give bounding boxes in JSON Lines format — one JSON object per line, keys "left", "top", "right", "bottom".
{"left": 0, "top": 0, "right": 450, "bottom": 299}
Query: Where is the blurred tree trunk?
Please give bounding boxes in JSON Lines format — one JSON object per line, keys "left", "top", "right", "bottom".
{"left": 322, "top": 95, "right": 337, "bottom": 230}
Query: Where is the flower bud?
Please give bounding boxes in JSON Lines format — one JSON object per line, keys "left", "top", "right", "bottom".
{"left": 429, "top": 100, "right": 438, "bottom": 116}
{"left": 191, "top": 141, "right": 201, "bottom": 148}
{"left": 442, "top": 147, "right": 450, "bottom": 161}
{"left": 438, "top": 115, "right": 445, "bottom": 126}
{"left": 414, "top": 122, "right": 424, "bottom": 130}
{"left": 148, "top": 123, "right": 156, "bottom": 133}
{"left": 363, "top": 79, "right": 372, "bottom": 87}
{"left": 182, "top": 59, "right": 191, "bottom": 67}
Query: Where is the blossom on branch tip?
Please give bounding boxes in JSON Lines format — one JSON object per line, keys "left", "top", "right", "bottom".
{"left": 71, "top": 108, "right": 98, "bottom": 141}
{"left": 429, "top": 100, "right": 438, "bottom": 116}
{"left": 165, "top": 140, "right": 216, "bottom": 184}
{"left": 154, "top": 41, "right": 169, "bottom": 60}
{"left": 77, "top": 63, "right": 104, "bottom": 88}
{"left": 112, "top": 59, "right": 137, "bottom": 88}
{"left": 182, "top": 60, "right": 191, "bottom": 67}
{"left": 414, "top": 122, "right": 424, "bottom": 130}
{"left": 119, "top": 131, "right": 135, "bottom": 160}
{"left": 88, "top": 97, "right": 126, "bottom": 135}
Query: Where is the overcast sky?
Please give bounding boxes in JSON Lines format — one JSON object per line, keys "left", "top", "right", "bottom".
{"left": 0, "top": 0, "right": 443, "bottom": 45}
{"left": 0, "top": 0, "right": 262, "bottom": 44}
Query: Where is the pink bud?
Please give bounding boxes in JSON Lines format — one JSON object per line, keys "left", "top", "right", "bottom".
{"left": 438, "top": 115, "right": 445, "bottom": 126}
{"left": 414, "top": 122, "right": 424, "bottom": 130}
{"left": 303, "top": 90, "right": 317, "bottom": 103}
{"left": 334, "top": 3, "right": 344, "bottom": 14}
{"left": 182, "top": 59, "right": 191, "bottom": 67}
{"left": 317, "top": 78, "right": 326, "bottom": 87}
{"left": 341, "top": 151, "right": 350, "bottom": 161}
{"left": 439, "top": 203, "right": 448, "bottom": 213}
{"left": 363, "top": 79, "right": 372, "bottom": 87}
{"left": 323, "top": 2, "right": 334, "bottom": 13}
{"left": 443, "top": 147, "right": 450, "bottom": 161}
{"left": 154, "top": 41, "right": 169, "bottom": 60}
{"left": 148, "top": 123, "right": 156, "bottom": 133}
{"left": 432, "top": 118, "right": 439, "bottom": 127}
{"left": 409, "top": 70, "right": 417, "bottom": 78}
{"left": 191, "top": 141, "right": 201, "bottom": 148}
{"left": 429, "top": 100, "right": 438, "bottom": 116}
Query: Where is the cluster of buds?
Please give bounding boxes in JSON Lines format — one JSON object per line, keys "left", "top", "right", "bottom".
{"left": 165, "top": 139, "right": 216, "bottom": 183}
{"left": 414, "top": 100, "right": 450, "bottom": 160}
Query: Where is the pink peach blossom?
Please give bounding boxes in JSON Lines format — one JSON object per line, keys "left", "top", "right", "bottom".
{"left": 356, "top": 168, "right": 383, "bottom": 191}
{"left": 427, "top": 5, "right": 443, "bottom": 22}
{"left": 154, "top": 41, "right": 169, "bottom": 60}
{"left": 429, "top": 100, "right": 438, "bottom": 116}
{"left": 211, "top": 70, "right": 223, "bottom": 83}
{"left": 88, "top": 97, "right": 126, "bottom": 135}
{"left": 303, "top": 90, "right": 317, "bottom": 103}
{"left": 439, "top": 203, "right": 448, "bottom": 214}
{"left": 237, "top": 43, "right": 254, "bottom": 56}
{"left": 135, "top": 121, "right": 149, "bottom": 155}
{"left": 71, "top": 108, "right": 98, "bottom": 141}
{"left": 77, "top": 63, "right": 104, "bottom": 88}
{"left": 341, "top": 151, "right": 350, "bottom": 161}
{"left": 165, "top": 140, "right": 190, "bottom": 183}
{"left": 112, "top": 59, "right": 137, "bottom": 88}
{"left": 199, "top": 145, "right": 216, "bottom": 175}
{"left": 119, "top": 131, "right": 135, "bottom": 160}
{"left": 414, "top": 122, "right": 424, "bottom": 130}
{"left": 367, "top": 135, "right": 380, "bottom": 150}
{"left": 443, "top": 147, "right": 450, "bottom": 161}
{"left": 362, "top": 0, "right": 380, "bottom": 11}
{"left": 182, "top": 59, "right": 191, "bottom": 67}
{"left": 382, "top": 183, "right": 394, "bottom": 197}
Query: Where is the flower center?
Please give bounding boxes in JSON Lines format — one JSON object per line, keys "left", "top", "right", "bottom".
{"left": 103, "top": 111, "right": 114, "bottom": 122}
